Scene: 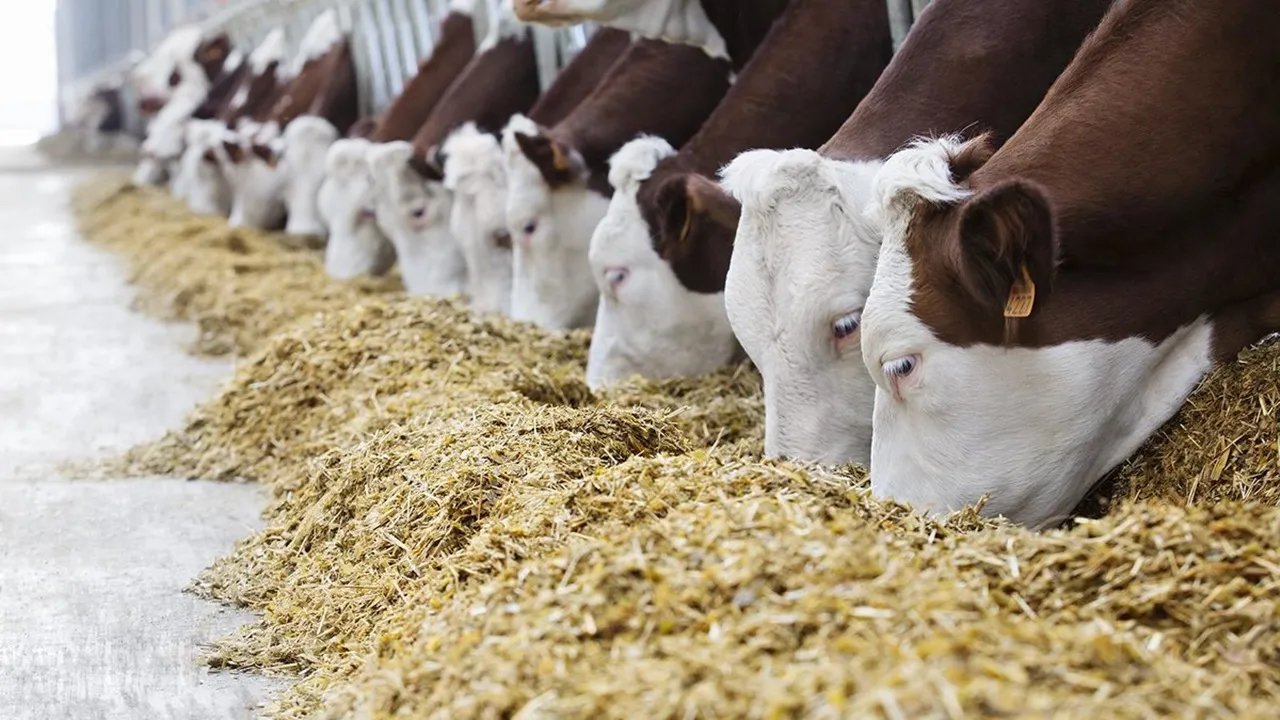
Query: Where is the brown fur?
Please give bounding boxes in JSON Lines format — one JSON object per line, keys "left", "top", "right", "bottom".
{"left": 821, "top": 0, "right": 1112, "bottom": 162}
{"left": 194, "top": 60, "right": 248, "bottom": 120}
{"left": 371, "top": 11, "right": 477, "bottom": 143}
{"left": 512, "top": 38, "right": 731, "bottom": 195}
{"left": 638, "top": 0, "right": 893, "bottom": 293}
{"left": 410, "top": 34, "right": 541, "bottom": 163}
{"left": 266, "top": 39, "right": 359, "bottom": 132}
{"left": 527, "top": 28, "right": 632, "bottom": 127}
{"left": 193, "top": 34, "right": 233, "bottom": 86}
{"left": 902, "top": 0, "right": 1280, "bottom": 362}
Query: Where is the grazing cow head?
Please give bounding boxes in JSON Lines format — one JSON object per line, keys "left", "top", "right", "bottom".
{"left": 133, "top": 27, "right": 230, "bottom": 117}
{"left": 502, "top": 114, "right": 609, "bottom": 330}
{"left": 443, "top": 125, "right": 514, "bottom": 315}
{"left": 585, "top": 136, "right": 740, "bottom": 390}
{"left": 317, "top": 139, "right": 396, "bottom": 279}
{"left": 364, "top": 141, "right": 466, "bottom": 295}
{"left": 281, "top": 117, "right": 340, "bottom": 237}
{"left": 221, "top": 123, "right": 287, "bottom": 230}
{"left": 175, "top": 120, "right": 232, "bottom": 217}
{"left": 860, "top": 136, "right": 1216, "bottom": 528}
{"left": 719, "top": 148, "right": 885, "bottom": 466}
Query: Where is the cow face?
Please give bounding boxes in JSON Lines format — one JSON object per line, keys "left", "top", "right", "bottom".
{"left": 365, "top": 141, "right": 466, "bottom": 295}
{"left": 175, "top": 120, "right": 231, "bottom": 217}
{"left": 719, "top": 149, "right": 885, "bottom": 466}
{"left": 133, "top": 28, "right": 228, "bottom": 117}
{"left": 502, "top": 116, "right": 608, "bottom": 330}
{"left": 134, "top": 79, "right": 211, "bottom": 186}
{"left": 282, "top": 117, "right": 340, "bottom": 237}
{"left": 223, "top": 125, "right": 287, "bottom": 230}
{"left": 443, "top": 126, "right": 514, "bottom": 315}
{"left": 319, "top": 139, "right": 396, "bottom": 279}
{"left": 860, "top": 136, "right": 1215, "bottom": 527}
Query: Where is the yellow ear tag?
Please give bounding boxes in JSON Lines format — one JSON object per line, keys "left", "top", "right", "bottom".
{"left": 1004, "top": 264, "right": 1036, "bottom": 318}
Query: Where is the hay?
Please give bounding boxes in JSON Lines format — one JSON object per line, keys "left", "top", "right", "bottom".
{"left": 74, "top": 177, "right": 1279, "bottom": 718}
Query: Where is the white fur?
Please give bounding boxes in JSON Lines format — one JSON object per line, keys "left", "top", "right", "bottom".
{"left": 134, "top": 80, "right": 209, "bottom": 185}
{"left": 444, "top": 125, "right": 513, "bottom": 315}
{"left": 503, "top": 117, "right": 611, "bottom": 330}
{"left": 219, "top": 127, "right": 287, "bottom": 229}
{"left": 365, "top": 142, "right": 466, "bottom": 295}
{"left": 175, "top": 120, "right": 232, "bottom": 216}
{"left": 450, "top": 0, "right": 480, "bottom": 13}
{"left": 860, "top": 136, "right": 1216, "bottom": 527}
{"left": 865, "top": 135, "right": 974, "bottom": 232}
{"left": 294, "top": 10, "right": 343, "bottom": 73}
{"left": 131, "top": 26, "right": 205, "bottom": 109}
{"left": 518, "top": 0, "right": 727, "bottom": 60}
{"left": 586, "top": 171, "right": 740, "bottom": 390}
{"left": 606, "top": 135, "right": 675, "bottom": 195}
{"left": 282, "top": 117, "right": 340, "bottom": 237}
{"left": 720, "top": 148, "right": 885, "bottom": 465}
{"left": 320, "top": 139, "right": 397, "bottom": 279}
{"left": 479, "top": 0, "right": 528, "bottom": 51}
{"left": 250, "top": 28, "right": 288, "bottom": 73}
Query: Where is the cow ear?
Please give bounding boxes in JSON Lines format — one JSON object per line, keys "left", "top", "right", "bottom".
{"left": 223, "top": 140, "right": 244, "bottom": 164}
{"left": 954, "top": 180, "right": 1056, "bottom": 315}
{"left": 251, "top": 143, "right": 276, "bottom": 165}
{"left": 653, "top": 174, "right": 742, "bottom": 294}
{"left": 202, "top": 148, "right": 218, "bottom": 164}
{"left": 514, "top": 131, "right": 580, "bottom": 186}
{"left": 408, "top": 151, "right": 444, "bottom": 182}
{"left": 198, "top": 34, "right": 232, "bottom": 68}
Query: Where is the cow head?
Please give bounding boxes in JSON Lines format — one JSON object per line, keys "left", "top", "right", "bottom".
{"left": 502, "top": 115, "right": 609, "bottom": 330}
{"left": 222, "top": 123, "right": 287, "bottom": 229}
{"left": 364, "top": 141, "right": 466, "bottom": 295}
{"left": 443, "top": 125, "right": 514, "bottom": 315}
{"left": 860, "top": 136, "right": 1215, "bottom": 527}
{"left": 318, "top": 139, "right": 397, "bottom": 279}
{"left": 282, "top": 117, "right": 341, "bottom": 237}
{"left": 174, "top": 119, "right": 232, "bottom": 217}
{"left": 719, "top": 148, "right": 885, "bottom": 466}
{"left": 134, "top": 76, "right": 211, "bottom": 187}
{"left": 133, "top": 27, "right": 229, "bottom": 117}
{"left": 585, "top": 137, "right": 739, "bottom": 390}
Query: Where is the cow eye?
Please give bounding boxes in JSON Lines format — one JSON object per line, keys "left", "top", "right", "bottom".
{"left": 411, "top": 207, "right": 426, "bottom": 219}
{"left": 522, "top": 220, "right": 537, "bottom": 236}
{"left": 168, "top": 70, "right": 182, "bottom": 87}
{"left": 832, "top": 311, "right": 861, "bottom": 340}
{"left": 883, "top": 354, "right": 919, "bottom": 379}
{"left": 604, "top": 267, "right": 629, "bottom": 289}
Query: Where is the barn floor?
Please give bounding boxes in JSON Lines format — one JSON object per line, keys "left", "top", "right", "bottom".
{"left": 0, "top": 147, "right": 285, "bottom": 720}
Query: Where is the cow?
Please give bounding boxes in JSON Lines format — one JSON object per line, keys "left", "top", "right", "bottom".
{"left": 502, "top": 37, "right": 731, "bottom": 331}
{"left": 176, "top": 29, "right": 290, "bottom": 217}
{"left": 219, "top": 11, "right": 358, "bottom": 230}
{"left": 581, "top": 0, "right": 891, "bottom": 390}
{"left": 132, "top": 27, "right": 234, "bottom": 185}
{"left": 443, "top": 26, "right": 632, "bottom": 315}
{"left": 514, "top": 0, "right": 789, "bottom": 70}
{"left": 360, "top": 11, "right": 539, "bottom": 295}
{"left": 857, "top": 0, "right": 1280, "bottom": 527}
{"left": 718, "top": 0, "right": 1112, "bottom": 468}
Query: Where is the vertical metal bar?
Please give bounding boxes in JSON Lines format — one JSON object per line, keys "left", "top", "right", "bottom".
{"left": 886, "top": 0, "right": 913, "bottom": 52}
{"left": 390, "top": 0, "right": 421, "bottom": 77}
{"left": 407, "top": 0, "right": 436, "bottom": 61}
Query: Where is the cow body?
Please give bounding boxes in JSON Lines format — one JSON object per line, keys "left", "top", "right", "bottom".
{"left": 860, "top": 0, "right": 1280, "bottom": 526}
{"left": 720, "top": 0, "right": 1112, "bottom": 466}
{"left": 585, "top": 0, "right": 892, "bottom": 389}
{"left": 514, "top": 0, "right": 789, "bottom": 69}
{"left": 504, "top": 37, "right": 731, "bottom": 331}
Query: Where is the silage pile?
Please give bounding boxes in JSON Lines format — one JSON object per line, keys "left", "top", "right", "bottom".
{"left": 76, "top": 177, "right": 1279, "bottom": 718}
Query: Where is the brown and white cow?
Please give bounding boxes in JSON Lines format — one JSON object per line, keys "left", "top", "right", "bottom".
{"left": 502, "top": 37, "right": 731, "bottom": 330}
{"left": 360, "top": 12, "right": 539, "bottom": 294}
{"left": 132, "top": 27, "right": 235, "bottom": 185}
{"left": 514, "top": 0, "right": 789, "bottom": 69}
{"left": 583, "top": 0, "right": 891, "bottom": 389}
{"left": 859, "top": 0, "right": 1280, "bottom": 527}
{"left": 720, "top": 0, "right": 1111, "bottom": 467}
{"left": 446, "top": 27, "right": 632, "bottom": 315}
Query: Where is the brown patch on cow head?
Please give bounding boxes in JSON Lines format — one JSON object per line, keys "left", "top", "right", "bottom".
{"left": 646, "top": 173, "right": 742, "bottom": 294}
{"left": 251, "top": 144, "right": 278, "bottom": 167}
{"left": 195, "top": 33, "right": 233, "bottom": 80}
{"left": 408, "top": 151, "right": 445, "bottom": 183}
{"left": 948, "top": 133, "right": 996, "bottom": 184}
{"left": 513, "top": 130, "right": 582, "bottom": 187}
{"left": 223, "top": 140, "right": 245, "bottom": 164}
{"left": 202, "top": 148, "right": 219, "bottom": 164}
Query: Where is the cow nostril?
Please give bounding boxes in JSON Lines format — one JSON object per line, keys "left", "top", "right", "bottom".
{"left": 493, "top": 231, "right": 512, "bottom": 250}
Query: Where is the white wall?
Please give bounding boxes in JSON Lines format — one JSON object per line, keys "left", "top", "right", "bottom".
{"left": 0, "top": 1, "right": 59, "bottom": 145}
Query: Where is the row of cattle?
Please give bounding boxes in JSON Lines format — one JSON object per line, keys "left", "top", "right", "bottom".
{"left": 131, "top": 0, "right": 1280, "bottom": 529}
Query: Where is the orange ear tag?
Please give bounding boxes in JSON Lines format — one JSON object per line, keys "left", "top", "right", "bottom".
{"left": 1003, "top": 264, "right": 1036, "bottom": 318}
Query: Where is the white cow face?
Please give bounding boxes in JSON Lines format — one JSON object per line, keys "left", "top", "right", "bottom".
{"left": 175, "top": 120, "right": 231, "bottom": 217}
{"left": 859, "top": 137, "right": 1216, "bottom": 527}
{"left": 719, "top": 149, "right": 884, "bottom": 467}
{"left": 282, "top": 117, "right": 340, "bottom": 237}
{"left": 134, "top": 81, "right": 209, "bottom": 187}
{"left": 443, "top": 126, "right": 514, "bottom": 315}
{"left": 223, "top": 132, "right": 288, "bottom": 230}
{"left": 365, "top": 141, "right": 466, "bottom": 296}
{"left": 585, "top": 139, "right": 740, "bottom": 389}
{"left": 319, "top": 139, "right": 396, "bottom": 280}
{"left": 132, "top": 26, "right": 206, "bottom": 114}
{"left": 502, "top": 117, "right": 609, "bottom": 330}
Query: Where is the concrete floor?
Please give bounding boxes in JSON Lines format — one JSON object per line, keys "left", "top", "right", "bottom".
{"left": 0, "top": 147, "right": 284, "bottom": 719}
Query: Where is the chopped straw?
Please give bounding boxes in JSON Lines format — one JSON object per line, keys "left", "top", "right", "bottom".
{"left": 74, "top": 176, "right": 1279, "bottom": 718}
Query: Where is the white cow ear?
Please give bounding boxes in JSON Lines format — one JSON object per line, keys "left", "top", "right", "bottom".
{"left": 955, "top": 180, "right": 1057, "bottom": 313}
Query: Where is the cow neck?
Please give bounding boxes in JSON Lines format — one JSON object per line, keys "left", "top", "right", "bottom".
{"left": 912, "top": 0, "right": 1280, "bottom": 353}
{"left": 526, "top": 28, "right": 631, "bottom": 128}
{"left": 412, "top": 34, "right": 540, "bottom": 160}
{"left": 549, "top": 39, "right": 731, "bottom": 194}
{"left": 195, "top": 61, "right": 249, "bottom": 120}
{"left": 306, "top": 40, "right": 359, "bottom": 134}
{"left": 372, "top": 12, "right": 477, "bottom": 143}
{"left": 822, "top": 0, "right": 1111, "bottom": 163}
